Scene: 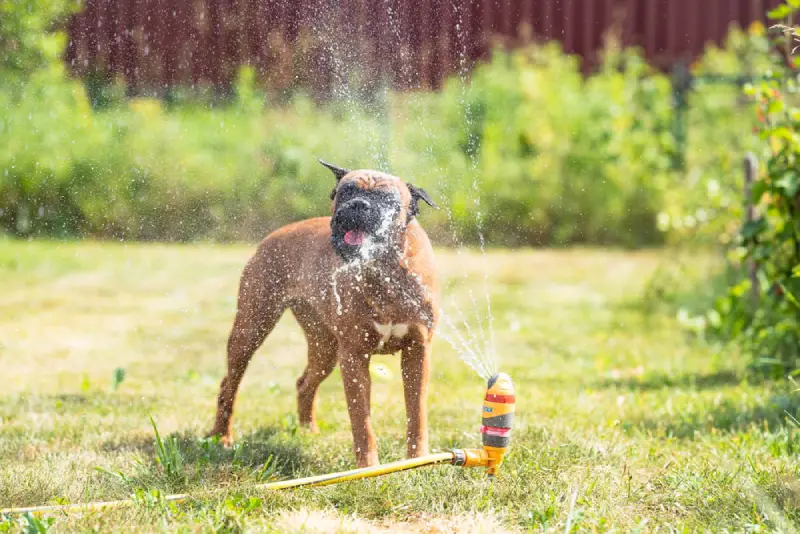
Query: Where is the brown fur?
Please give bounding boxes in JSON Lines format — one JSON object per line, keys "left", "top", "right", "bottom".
{"left": 209, "top": 170, "right": 439, "bottom": 467}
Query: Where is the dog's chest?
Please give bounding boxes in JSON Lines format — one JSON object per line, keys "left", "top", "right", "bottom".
{"left": 357, "top": 276, "right": 433, "bottom": 328}
{"left": 372, "top": 321, "right": 409, "bottom": 347}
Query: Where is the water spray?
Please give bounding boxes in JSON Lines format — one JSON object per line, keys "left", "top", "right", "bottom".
{"left": 1, "top": 373, "right": 515, "bottom": 516}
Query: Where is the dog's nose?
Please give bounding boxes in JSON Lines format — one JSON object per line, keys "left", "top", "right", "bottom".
{"left": 347, "top": 198, "right": 371, "bottom": 212}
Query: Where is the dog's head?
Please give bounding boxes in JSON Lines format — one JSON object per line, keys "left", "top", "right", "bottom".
{"left": 320, "top": 160, "right": 437, "bottom": 263}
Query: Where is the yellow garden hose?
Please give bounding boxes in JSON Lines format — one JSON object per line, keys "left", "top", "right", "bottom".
{"left": 257, "top": 451, "right": 455, "bottom": 490}
{"left": 1, "top": 373, "right": 515, "bottom": 517}
{"left": 1, "top": 452, "right": 455, "bottom": 516}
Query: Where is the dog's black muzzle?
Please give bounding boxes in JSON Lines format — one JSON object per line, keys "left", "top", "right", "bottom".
{"left": 331, "top": 192, "right": 401, "bottom": 262}
{"left": 334, "top": 198, "right": 379, "bottom": 233}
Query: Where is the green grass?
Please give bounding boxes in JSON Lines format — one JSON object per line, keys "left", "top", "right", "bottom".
{"left": 1, "top": 241, "right": 799, "bottom": 532}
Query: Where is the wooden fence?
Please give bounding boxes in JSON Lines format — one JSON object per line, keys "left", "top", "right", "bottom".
{"left": 65, "top": 0, "right": 783, "bottom": 94}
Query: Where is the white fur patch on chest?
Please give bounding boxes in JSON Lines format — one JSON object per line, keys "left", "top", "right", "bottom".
{"left": 373, "top": 322, "right": 409, "bottom": 346}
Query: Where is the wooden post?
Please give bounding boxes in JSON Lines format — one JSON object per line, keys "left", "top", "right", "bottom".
{"left": 744, "top": 152, "right": 759, "bottom": 306}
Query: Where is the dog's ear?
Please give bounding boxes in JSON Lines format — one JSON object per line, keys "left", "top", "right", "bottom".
{"left": 407, "top": 183, "right": 439, "bottom": 220}
{"left": 319, "top": 159, "right": 350, "bottom": 200}
{"left": 319, "top": 159, "right": 349, "bottom": 182}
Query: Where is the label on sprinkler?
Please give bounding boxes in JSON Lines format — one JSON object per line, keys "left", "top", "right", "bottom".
{"left": 484, "top": 393, "right": 515, "bottom": 403}
{"left": 480, "top": 425, "right": 511, "bottom": 437}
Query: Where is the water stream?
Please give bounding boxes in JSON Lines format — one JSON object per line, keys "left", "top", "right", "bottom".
{"left": 320, "top": 0, "right": 499, "bottom": 378}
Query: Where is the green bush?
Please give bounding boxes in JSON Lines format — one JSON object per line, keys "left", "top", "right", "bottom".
{"left": 1, "top": 68, "right": 383, "bottom": 240}
{"left": 662, "top": 6, "right": 800, "bottom": 374}
{"left": 0, "top": 0, "right": 77, "bottom": 90}
{"left": 713, "top": 14, "right": 800, "bottom": 373}
{"left": 0, "top": 3, "right": 766, "bottom": 246}
{"left": 398, "top": 44, "right": 674, "bottom": 247}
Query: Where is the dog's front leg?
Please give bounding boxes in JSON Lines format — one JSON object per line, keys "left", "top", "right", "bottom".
{"left": 401, "top": 334, "right": 431, "bottom": 458}
{"left": 339, "top": 346, "right": 378, "bottom": 467}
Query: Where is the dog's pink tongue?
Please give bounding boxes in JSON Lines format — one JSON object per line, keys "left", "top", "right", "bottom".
{"left": 344, "top": 230, "right": 367, "bottom": 246}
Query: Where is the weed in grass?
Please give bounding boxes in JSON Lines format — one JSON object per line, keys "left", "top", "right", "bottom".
{"left": 132, "top": 487, "right": 168, "bottom": 512}
{"left": 281, "top": 413, "right": 299, "bottom": 438}
{"left": 0, "top": 513, "right": 54, "bottom": 534}
{"left": 80, "top": 375, "right": 91, "bottom": 393}
{"left": 93, "top": 466, "right": 134, "bottom": 487}
{"left": 111, "top": 368, "right": 126, "bottom": 391}
{"left": 150, "top": 414, "right": 185, "bottom": 482}
{"left": 255, "top": 455, "right": 278, "bottom": 482}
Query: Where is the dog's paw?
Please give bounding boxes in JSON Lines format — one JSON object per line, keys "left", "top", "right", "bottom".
{"left": 355, "top": 452, "right": 380, "bottom": 468}
{"left": 205, "top": 429, "right": 234, "bottom": 448}
{"left": 300, "top": 421, "right": 320, "bottom": 435}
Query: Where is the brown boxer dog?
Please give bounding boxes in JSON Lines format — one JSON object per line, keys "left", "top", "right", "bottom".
{"left": 209, "top": 160, "right": 439, "bottom": 467}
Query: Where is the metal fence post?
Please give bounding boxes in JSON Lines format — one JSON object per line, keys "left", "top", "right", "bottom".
{"left": 670, "top": 63, "right": 692, "bottom": 170}
{"left": 744, "top": 152, "right": 760, "bottom": 306}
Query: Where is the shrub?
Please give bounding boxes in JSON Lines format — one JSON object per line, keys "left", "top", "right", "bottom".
{"left": 0, "top": 70, "right": 382, "bottom": 240}
{"left": 692, "top": 3, "right": 800, "bottom": 373}
{"left": 399, "top": 43, "right": 674, "bottom": 247}
{"left": 719, "top": 77, "right": 800, "bottom": 371}
{"left": 0, "top": 0, "right": 78, "bottom": 90}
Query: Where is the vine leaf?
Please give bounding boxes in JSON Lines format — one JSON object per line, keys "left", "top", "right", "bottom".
{"left": 741, "top": 219, "right": 767, "bottom": 240}
{"left": 775, "top": 172, "right": 800, "bottom": 196}
{"left": 769, "top": 5, "right": 794, "bottom": 20}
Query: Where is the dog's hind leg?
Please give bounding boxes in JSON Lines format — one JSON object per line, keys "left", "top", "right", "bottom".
{"left": 209, "top": 260, "right": 285, "bottom": 446}
{"left": 292, "top": 303, "right": 338, "bottom": 433}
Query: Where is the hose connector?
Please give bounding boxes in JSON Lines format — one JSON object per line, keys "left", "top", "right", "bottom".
{"left": 452, "top": 447, "right": 488, "bottom": 467}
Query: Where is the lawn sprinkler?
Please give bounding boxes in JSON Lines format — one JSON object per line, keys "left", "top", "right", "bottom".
{"left": 1, "top": 373, "right": 515, "bottom": 516}
{"left": 452, "top": 372, "right": 515, "bottom": 477}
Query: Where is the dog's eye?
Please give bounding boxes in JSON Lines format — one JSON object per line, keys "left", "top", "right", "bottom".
{"left": 335, "top": 183, "right": 359, "bottom": 200}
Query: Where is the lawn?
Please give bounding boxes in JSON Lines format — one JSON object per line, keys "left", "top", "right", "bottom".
{"left": 1, "top": 240, "right": 799, "bottom": 532}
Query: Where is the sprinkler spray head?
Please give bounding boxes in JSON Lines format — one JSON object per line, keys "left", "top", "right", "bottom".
{"left": 452, "top": 372, "right": 515, "bottom": 478}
